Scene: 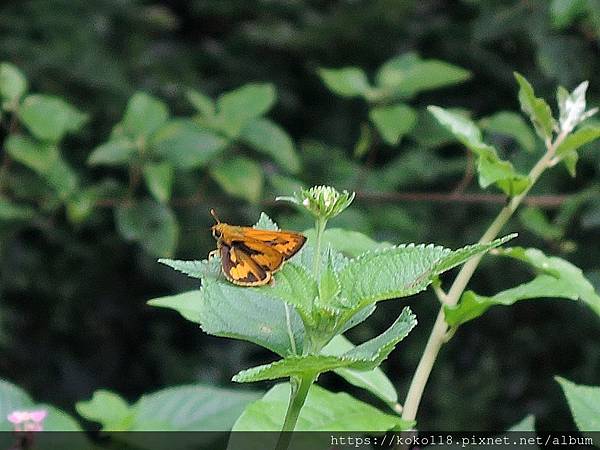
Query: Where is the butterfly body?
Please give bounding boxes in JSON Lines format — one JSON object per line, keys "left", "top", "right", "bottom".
{"left": 210, "top": 213, "right": 306, "bottom": 286}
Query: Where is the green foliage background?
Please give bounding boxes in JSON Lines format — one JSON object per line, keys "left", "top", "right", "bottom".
{"left": 0, "top": 0, "right": 599, "bottom": 431}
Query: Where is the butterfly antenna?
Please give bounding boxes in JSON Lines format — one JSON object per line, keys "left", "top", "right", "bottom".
{"left": 210, "top": 208, "right": 221, "bottom": 223}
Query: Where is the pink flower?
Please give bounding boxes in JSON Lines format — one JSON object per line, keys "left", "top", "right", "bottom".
{"left": 6, "top": 409, "right": 47, "bottom": 432}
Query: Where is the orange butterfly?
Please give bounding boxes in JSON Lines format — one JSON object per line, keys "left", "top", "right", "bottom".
{"left": 209, "top": 209, "right": 306, "bottom": 286}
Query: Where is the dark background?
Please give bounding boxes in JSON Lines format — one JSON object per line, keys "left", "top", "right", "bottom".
{"left": 0, "top": 0, "right": 599, "bottom": 431}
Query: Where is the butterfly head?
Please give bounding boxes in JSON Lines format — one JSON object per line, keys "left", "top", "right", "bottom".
{"left": 210, "top": 209, "right": 224, "bottom": 240}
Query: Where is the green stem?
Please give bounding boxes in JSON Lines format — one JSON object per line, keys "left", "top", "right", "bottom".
{"left": 401, "top": 131, "right": 567, "bottom": 424}
{"left": 275, "top": 373, "right": 316, "bottom": 450}
{"left": 312, "top": 217, "right": 327, "bottom": 277}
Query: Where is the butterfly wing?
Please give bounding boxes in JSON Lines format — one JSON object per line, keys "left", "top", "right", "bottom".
{"left": 229, "top": 239, "right": 285, "bottom": 272}
{"left": 240, "top": 228, "right": 307, "bottom": 259}
{"left": 219, "top": 244, "right": 272, "bottom": 286}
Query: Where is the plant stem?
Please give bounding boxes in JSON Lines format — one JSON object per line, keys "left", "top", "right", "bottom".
{"left": 275, "top": 373, "right": 316, "bottom": 450}
{"left": 312, "top": 216, "right": 327, "bottom": 277}
{"left": 401, "top": 131, "right": 567, "bottom": 424}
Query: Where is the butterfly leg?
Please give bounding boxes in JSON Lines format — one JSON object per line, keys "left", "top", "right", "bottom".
{"left": 208, "top": 249, "right": 219, "bottom": 259}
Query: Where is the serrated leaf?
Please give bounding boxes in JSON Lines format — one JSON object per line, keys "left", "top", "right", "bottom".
{"left": 317, "top": 249, "right": 342, "bottom": 306}
{"left": 151, "top": 119, "right": 228, "bottom": 169}
{"left": 375, "top": 53, "right": 470, "bottom": 99}
{"left": 143, "top": 161, "right": 174, "bottom": 202}
{"left": 115, "top": 200, "right": 178, "bottom": 257}
{"left": 233, "top": 307, "right": 416, "bottom": 382}
{"left": 323, "top": 335, "right": 398, "bottom": 406}
{"left": 0, "top": 62, "right": 27, "bottom": 105}
{"left": 210, "top": 156, "right": 263, "bottom": 203}
{"left": 121, "top": 92, "right": 169, "bottom": 139}
{"left": 240, "top": 118, "right": 300, "bottom": 173}
{"left": 514, "top": 72, "right": 556, "bottom": 140}
{"left": 302, "top": 228, "right": 392, "bottom": 258}
{"left": 148, "top": 281, "right": 305, "bottom": 357}
{"left": 428, "top": 106, "right": 530, "bottom": 196}
{"left": 318, "top": 67, "right": 371, "bottom": 98}
{"left": 231, "top": 383, "right": 413, "bottom": 434}
{"left": 88, "top": 138, "right": 136, "bottom": 166}
{"left": 19, "top": 95, "right": 87, "bottom": 142}
{"left": 369, "top": 103, "right": 417, "bottom": 145}
{"left": 158, "top": 257, "right": 220, "bottom": 280}
{"left": 215, "top": 83, "right": 276, "bottom": 137}
{"left": 480, "top": 111, "right": 536, "bottom": 152}
{"left": 339, "top": 236, "right": 514, "bottom": 309}
{"left": 556, "top": 377, "right": 600, "bottom": 432}
{"left": 75, "top": 390, "right": 132, "bottom": 431}
{"left": 445, "top": 246, "right": 600, "bottom": 327}
{"left": 253, "top": 212, "right": 279, "bottom": 231}
{"left": 186, "top": 89, "right": 215, "bottom": 117}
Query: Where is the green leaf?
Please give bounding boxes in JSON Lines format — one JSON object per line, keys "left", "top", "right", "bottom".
{"left": 143, "top": 162, "right": 174, "bottom": 203}
{"left": 556, "top": 377, "right": 600, "bottom": 432}
{"left": 375, "top": 53, "right": 470, "bottom": 99}
{"left": 322, "top": 335, "right": 398, "bottom": 406}
{"left": 240, "top": 118, "right": 300, "bottom": 173}
{"left": 66, "top": 187, "right": 99, "bottom": 224}
{"left": 210, "top": 156, "right": 263, "bottom": 203}
{"left": 158, "top": 257, "right": 220, "bottom": 280}
{"left": 78, "top": 385, "right": 260, "bottom": 432}
{"left": 231, "top": 383, "right": 413, "bottom": 432}
{"left": 88, "top": 138, "right": 136, "bottom": 166}
{"left": 480, "top": 111, "right": 536, "bottom": 152}
{"left": 508, "top": 415, "right": 536, "bottom": 432}
{"left": 556, "top": 125, "right": 600, "bottom": 157}
{"left": 445, "top": 247, "right": 600, "bottom": 327}
{"left": 302, "top": 228, "right": 392, "bottom": 258}
{"left": 121, "top": 92, "right": 169, "bottom": 139}
{"left": 152, "top": 119, "right": 228, "bottom": 169}
{"left": 75, "top": 390, "right": 133, "bottom": 430}
{"left": 232, "top": 307, "right": 416, "bottom": 382}
{"left": 339, "top": 236, "right": 514, "bottom": 310}
{"left": 215, "top": 83, "right": 276, "bottom": 137}
{"left": 5, "top": 135, "right": 78, "bottom": 197}
{"left": 428, "top": 106, "right": 530, "bottom": 196}
{"left": 318, "top": 67, "right": 371, "bottom": 98}
{"left": 19, "top": 94, "right": 88, "bottom": 142}
{"left": 0, "top": 378, "right": 83, "bottom": 432}
{"left": 254, "top": 211, "right": 280, "bottom": 230}
{"left": 115, "top": 200, "right": 178, "bottom": 257}
{"left": 556, "top": 81, "right": 597, "bottom": 134}
{"left": 317, "top": 250, "right": 342, "bottom": 307}
{"left": 369, "top": 104, "right": 417, "bottom": 145}
{"left": 519, "top": 207, "right": 563, "bottom": 240}
{"left": 0, "top": 62, "right": 27, "bottom": 105}
{"left": 148, "top": 282, "right": 305, "bottom": 357}
{"left": 0, "top": 198, "right": 35, "bottom": 221}
{"left": 514, "top": 72, "right": 556, "bottom": 140}
{"left": 186, "top": 89, "right": 215, "bottom": 117}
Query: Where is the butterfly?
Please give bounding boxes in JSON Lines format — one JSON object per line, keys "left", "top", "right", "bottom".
{"left": 209, "top": 209, "right": 306, "bottom": 286}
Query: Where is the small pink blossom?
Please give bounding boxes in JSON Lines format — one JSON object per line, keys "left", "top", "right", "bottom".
{"left": 6, "top": 409, "right": 47, "bottom": 432}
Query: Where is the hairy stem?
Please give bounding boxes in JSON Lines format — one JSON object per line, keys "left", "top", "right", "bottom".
{"left": 401, "top": 131, "right": 567, "bottom": 424}
{"left": 276, "top": 373, "right": 316, "bottom": 450}
{"left": 312, "top": 217, "right": 327, "bottom": 277}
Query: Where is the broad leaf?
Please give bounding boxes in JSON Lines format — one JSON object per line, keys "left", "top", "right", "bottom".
{"left": 143, "top": 161, "right": 174, "bottom": 202}
{"left": 445, "top": 247, "right": 600, "bottom": 327}
{"left": 369, "top": 103, "right": 417, "bottom": 145}
{"left": 152, "top": 119, "right": 227, "bottom": 169}
{"left": 158, "top": 257, "right": 220, "bottom": 280}
{"left": 240, "top": 118, "right": 300, "bottom": 173}
{"left": 555, "top": 125, "right": 600, "bottom": 173}
{"left": 88, "top": 138, "right": 136, "bottom": 166}
{"left": 323, "top": 335, "right": 398, "bottom": 406}
{"left": 318, "top": 67, "right": 371, "bottom": 98}
{"left": 231, "top": 383, "right": 413, "bottom": 432}
{"left": 556, "top": 377, "right": 600, "bottom": 432}
{"left": 115, "top": 200, "right": 178, "bottom": 257}
{"left": 186, "top": 89, "right": 215, "bottom": 117}
{"left": 19, "top": 95, "right": 88, "bottom": 142}
{"left": 514, "top": 72, "right": 556, "bottom": 140}
{"left": 302, "top": 228, "right": 392, "bottom": 258}
{"left": 519, "top": 207, "right": 563, "bottom": 240}
{"left": 338, "top": 236, "right": 514, "bottom": 309}
{"left": 428, "top": 106, "right": 530, "bottom": 196}
{"left": 0, "top": 62, "right": 27, "bottom": 105}
{"left": 232, "top": 307, "right": 416, "bottom": 382}
{"left": 210, "top": 156, "right": 263, "bottom": 203}
{"left": 375, "top": 53, "right": 470, "bottom": 98}
{"left": 480, "top": 111, "right": 536, "bottom": 152}
{"left": 216, "top": 83, "right": 276, "bottom": 137}
{"left": 121, "top": 92, "right": 169, "bottom": 139}
{"left": 148, "top": 283, "right": 305, "bottom": 357}
{"left": 75, "top": 390, "right": 132, "bottom": 430}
